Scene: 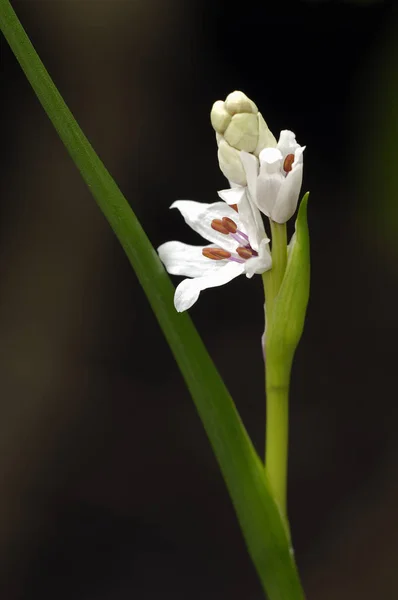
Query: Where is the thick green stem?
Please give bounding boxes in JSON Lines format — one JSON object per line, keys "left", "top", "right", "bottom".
{"left": 262, "top": 220, "right": 289, "bottom": 518}
{"left": 265, "top": 361, "right": 290, "bottom": 518}
{"left": 269, "top": 220, "right": 288, "bottom": 302}
{"left": 262, "top": 221, "right": 287, "bottom": 324}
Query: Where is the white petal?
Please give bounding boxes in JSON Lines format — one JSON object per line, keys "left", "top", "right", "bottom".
{"left": 292, "top": 145, "right": 305, "bottom": 167}
{"left": 171, "top": 200, "right": 241, "bottom": 252}
{"left": 218, "top": 184, "right": 267, "bottom": 252}
{"left": 236, "top": 192, "right": 267, "bottom": 252}
{"left": 217, "top": 186, "right": 246, "bottom": 206}
{"left": 158, "top": 241, "right": 228, "bottom": 278}
{"left": 259, "top": 147, "right": 284, "bottom": 174}
{"left": 271, "top": 162, "right": 303, "bottom": 223}
{"left": 174, "top": 261, "right": 245, "bottom": 312}
{"left": 277, "top": 130, "right": 300, "bottom": 157}
{"left": 244, "top": 238, "right": 272, "bottom": 278}
{"left": 255, "top": 172, "right": 283, "bottom": 218}
{"left": 240, "top": 151, "right": 259, "bottom": 207}
{"left": 254, "top": 147, "right": 285, "bottom": 217}
{"left": 228, "top": 180, "right": 241, "bottom": 189}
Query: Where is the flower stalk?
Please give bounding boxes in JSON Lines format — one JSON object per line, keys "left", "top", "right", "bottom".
{"left": 262, "top": 220, "right": 289, "bottom": 518}
{"left": 263, "top": 196, "right": 311, "bottom": 522}
{"left": 262, "top": 221, "right": 287, "bottom": 323}
{"left": 265, "top": 356, "right": 291, "bottom": 520}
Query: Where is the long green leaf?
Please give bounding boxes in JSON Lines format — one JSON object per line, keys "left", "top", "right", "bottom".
{"left": 0, "top": 2, "right": 305, "bottom": 597}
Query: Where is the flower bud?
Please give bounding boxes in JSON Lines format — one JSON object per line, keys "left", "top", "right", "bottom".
{"left": 225, "top": 90, "right": 257, "bottom": 115}
{"left": 210, "top": 90, "right": 276, "bottom": 185}
{"left": 223, "top": 112, "right": 259, "bottom": 153}
{"left": 255, "top": 113, "right": 277, "bottom": 156}
{"left": 211, "top": 91, "right": 259, "bottom": 153}
{"left": 217, "top": 139, "right": 247, "bottom": 186}
{"left": 210, "top": 100, "right": 232, "bottom": 134}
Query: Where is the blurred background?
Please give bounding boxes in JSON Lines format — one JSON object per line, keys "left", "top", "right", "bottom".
{"left": 0, "top": 0, "right": 397, "bottom": 598}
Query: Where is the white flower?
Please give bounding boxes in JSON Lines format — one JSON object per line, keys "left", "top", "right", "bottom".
{"left": 241, "top": 130, "right": 305, "bottom": 224}
{"left": 158, "top": 189, "right": 272, "bottom": 312}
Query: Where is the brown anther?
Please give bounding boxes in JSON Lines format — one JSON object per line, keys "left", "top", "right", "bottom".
{"left": 221, "top": 216, "right": 238, "bottom": 233}
{"left": 202, "top": 247, "right": 231, "bottom": 260}
{"left": 211, "top": 219, "right": 229, "bottom": 235}
{"left": 283, "top": 153, "right": 295, "bottom": 173}
{"left": 236, "top": 246, "right": 255, "bottom": 259}
{"left": 230, "top": 204, "right": 239, "bottom": 212}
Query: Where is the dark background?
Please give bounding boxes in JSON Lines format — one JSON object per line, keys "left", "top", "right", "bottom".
{"left": 1, "top": 0, "right": 397, "bottom": 598}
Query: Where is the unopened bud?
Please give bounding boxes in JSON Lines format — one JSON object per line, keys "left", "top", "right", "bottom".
{"left": 223, "top": 112, "right": 259, "bottom": 152}
{"left": 225, "top": 91, "right": 257, "bottom": 115}
{"left": 211, "top": 91, "right": 260, "bottom": 153}
{"left": 210, "top": 90, "right": 277, "bottom": 184}
{"left": 210, "top": 100, "right": 232, "bottom": 135}
{"left": 217, "top": 139, "right": 247, "bottom": 186}
{"left": 255, "top": 113, "right": 277, "bottom": 156}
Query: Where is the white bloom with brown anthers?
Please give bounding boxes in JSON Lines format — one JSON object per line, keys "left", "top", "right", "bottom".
{"left": 241, "top": 130, "right": 305, "bottom": 224}
{"left": 158, "top": 190, "right": 271, "bottom": 312}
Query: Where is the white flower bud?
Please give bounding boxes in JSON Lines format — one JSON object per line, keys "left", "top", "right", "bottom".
{"left": 225, "top": 90, "right": 257, "bottom": 115}
{"left": 210, "top": 90, "right": 276, "bottom": 185}
{"left": 254, "top": 113, "right": 277, "bottom": 156}
{"left": 217, "top": 139, "right": 247, "bottom": 186}
{"left": 223, "top": 112, "right": 259, "bottom": 152}
{"left": 210, "top": 100, "right": 232, "bottom": 134}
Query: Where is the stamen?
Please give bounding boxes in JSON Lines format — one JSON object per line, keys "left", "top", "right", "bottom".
{"left": 210, "top": 216, "right": 248, "bottom": 249}
{"left": 202, "top": 247, "right": 231, "bottom": 260}
{"left": 236, "top": 230, "right": 249, "bottom": 241}
{"left": 236, "top": 246, "right": 258, "bottom": 259}
{"left": 283, "top": 153, "right": 295, "bottom": 173}
{"left": 230, "top": 230, "right": 250, "bottom": 247}
{"left": 230, "top": 204, "right": 238, "bottom": 212}
{"left": 211, "top": 219, "right": 230, "bottom": 235}
{"left": 221, "top": 216, "right": 238, "bottom": 233}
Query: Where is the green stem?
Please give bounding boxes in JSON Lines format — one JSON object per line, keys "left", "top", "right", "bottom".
{"left": 262, "top": 220, "right": 289, "bottom": 518}
{"left": 262, "top": 221, "right": 287, "bottom": 324}
{"left": 265, "top": 362, "right": 290, "bottom": 519}
{"left": 270, "top": 220, "right": 288, "bottom": 287}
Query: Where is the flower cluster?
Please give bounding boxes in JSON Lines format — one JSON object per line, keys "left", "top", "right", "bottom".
{"left": 158, "top": 91, "right": 305, "bottom": 312}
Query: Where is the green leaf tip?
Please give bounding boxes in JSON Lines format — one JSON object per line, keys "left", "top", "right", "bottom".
{"left": 266, "top": 193, "right": 310, "bottom": 378}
